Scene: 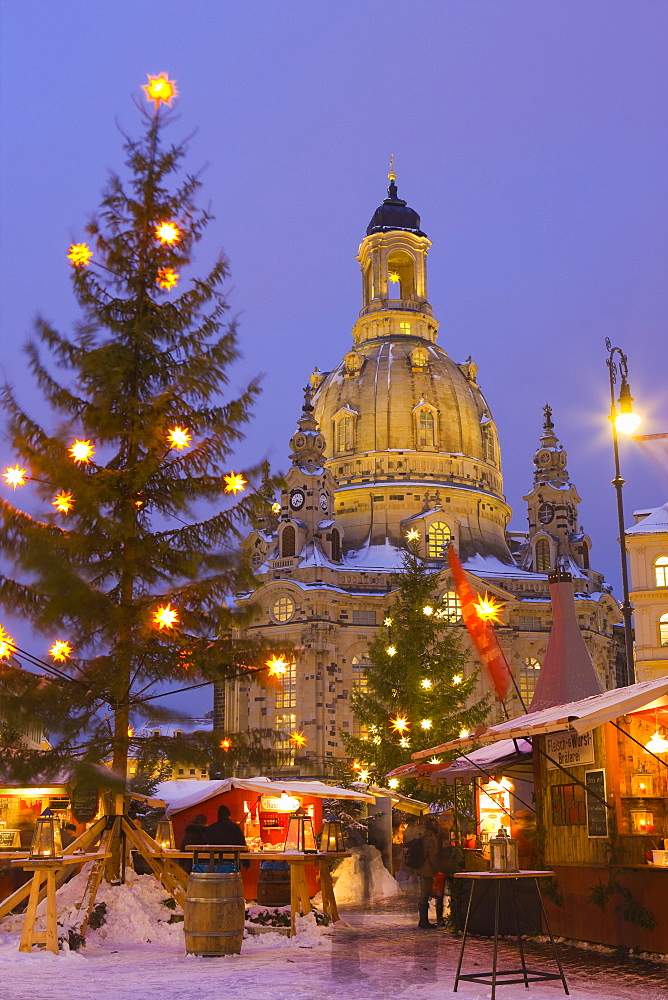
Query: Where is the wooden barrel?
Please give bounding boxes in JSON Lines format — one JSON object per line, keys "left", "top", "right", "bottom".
{"left": 184, "top": 872, "right": 245, "bottom": 956}
{"left": 257, "top": 862, "right": 291, "bottom": 907}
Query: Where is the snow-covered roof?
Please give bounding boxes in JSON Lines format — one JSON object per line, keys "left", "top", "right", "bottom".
{"left": 137, "top": 719, "right": 212, "bottom": 738}
{"left": 461, "top": 553, "right": 545, "bottom": 581}
{"left": 159, "top": 776, "right": 377, "bottom": 815}
{"left": 433, "top": 739, "right": 533, "bottom": 784}
{"left": 626, "top": 501, "right": 668, "bottom": 536}
{"left": 412, "top": 677, "right": 668, "bottom": 758}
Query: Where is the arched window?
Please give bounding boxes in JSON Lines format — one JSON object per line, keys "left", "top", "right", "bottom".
{"left": 336, "top": 414, "right": 353, "bottom": 453}
{"left": 418, "top": 409, "right": 435, "bottom": 448}
{"left": 655, "top": 557, "right": 668, "bottom": 587}
{"left": 660, "top": 613, "right": 668, "bottom": 647}
{"left": 519, "top": 657, "right": 541, "bottom": 706}
{"left": 535, "top": 538, "right": 551, "bottom": 573}
{"left": 428, "top": 522, "right": 452, "bottom": 559}
{"left": 331, "top": 528, "right": 341, "bottom": 562}
{"left": 579, "top": 543, "right": 590, "bottom": 570}
{"left": 481, "top": 423, "right": 497, "bottom": 465}
{"left": 387, "top": 250, "right": 415, "bottom": 300}
{"left": 281, "top": 525, "right": 295, "bottom": 558}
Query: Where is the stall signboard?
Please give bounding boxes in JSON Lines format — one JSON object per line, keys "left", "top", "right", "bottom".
{"left": 585, "top": 769, "right": 609, "bottom": 838}
{"left": 545, "top": 730, "right": 595, "bottom": 769}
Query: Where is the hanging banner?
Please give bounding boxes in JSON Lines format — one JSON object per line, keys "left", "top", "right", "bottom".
{"left": 448, "top": 546, "right": 513, "bottom": 702}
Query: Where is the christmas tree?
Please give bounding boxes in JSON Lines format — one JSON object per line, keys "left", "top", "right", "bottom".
{"left": 341, "top": 537, "right": 489, "bottom": 795}
{"left": 0, "top": 75, "right": 281, "bottom": 786}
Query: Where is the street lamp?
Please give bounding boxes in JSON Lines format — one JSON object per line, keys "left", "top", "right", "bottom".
{"left": 605, "top": 338, "right": 641, "bottom": 686}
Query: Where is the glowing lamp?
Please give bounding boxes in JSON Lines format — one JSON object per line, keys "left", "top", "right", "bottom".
{"left": 474, "top": 592, "right": 504, "bottom": 624}
{"left": 30, "top": 809, "right": 63, "bottom": 860}
{"left": 631, "top": 766, "right": 654, "bottom": 797}
{"left": 631, "top": 810, "right": 654, "bottom": 834}
{"left": 429, "top": 757, "right": 441, "bottom": 765}
{"left": 390, "top": 715, "right": 409, "bottom": 733}
{"left": 386, "top": 645, "right": 397, "bottom": 656}
{"left": 223, "top": 472, "right": 247, "bottom": 495}
{"left": 69, "top": 440, "right": 95, "bottom": 463}
{"left": 167, "top": 426, "right": 191, "bottom": 450}
{"left": 615, "top": 380, "right": 641, "bottom": 435}
{"left": 3, "top": 466, "right": 27, "bottom": 489}
{"left": 52, "top": 491, "right": 74, "bottom": 513}
{"left": 67, "top": 243, "right": 93, "bottom": 268}
{"left": 154, "top": 221, "right": 182, "bottom": 245}
{"left": 384, "top": 617, "right": 393, "bottom": 627}
{"left": 152, "top": 604, "right": 179, "bottom": 629}
{"left": 0, "top": 625, "right": 17, "bottom": 659}
{"left": 128, "top": 727, "right": 134, "bottom": 738}
{"left": 422, "top": 605, "right": 434, "bottom": 616}
{"left": 357, "top": 769, "right": 370, "bottom": 782}
{"left": 387, "top": 778, "right": 400, "bottom": 790}
{"left": 143, "top": 73, "right": 178, "bottom": 108}
{"left": 49, "top": 641, "right": 72, "bottom": 662}
{"left": 289, "top": 731, "right": 307, "bottom": 748}
{"left": 157, "top": 267, "right": 179, "bottom": 290}
{"left": 155, "top": 816, "right": 176, "bottom": 851}
{"left": 271, "top": 502, "right": 281, "bottom": 514}
{"left": 266, "top": 655, "right": 289, "bottom": 676}
{"left": 645, "top": 731, "right": 668, "bottom": 754}
{"left": 452, "top": 674, "right": 463, "bottom": 685}
{"left": 284, "top": 807, "right": 316, "bottom": 853}
{"left": 421, "top": 678, "right": 432, "bottom": 690}
{"left": 459, "top": 728, "right": 470, "bottom": 740}
{"left": 320, "top": 815, "right": 345, "bottom": 853}
{"left": 405, "top": 529, "right": 421, "bottom": 542}
{"left": 489, "top": 826, "right": 519, "bottom": 873}
{"left": 420, "top": 719, "right": 432, "bottom": 730}
{"left": 399, "top": 737, "right": 410, "bottom": 749}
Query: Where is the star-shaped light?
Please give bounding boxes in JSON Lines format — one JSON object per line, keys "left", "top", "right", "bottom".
{"left": 219, "top": 738, "right": 232, "bottom": 751}
{"left": 420, "top": 718, "right": 432, "bottom": 730}
{"left": 167, "top": 426, "right": 191, "bottom": 450}
{"left": 388, "top": 271, "right": 400, "bottom": 284}
{"left": 384, "top": 617, "right": 393, "bottom": 627}
{"left": 3, "top": 466, "right": 27, "bottom": 489}
{"left": 52, "top": 491, "right": 74, "bottom": 513}
{"left": 271, "top": 502, "right": 281, "bottom": 514}
{"left": 357, "top": 769, "right": 370, "bottom": 782}
{"left": 266, "top": 655, "right": 289, "bottom": 676}
{"left": 67, "top": 243, "right": 93, "bottom": 268}
{"left": 223, "top": 472, "right": 247, "bottom": 495}
{"left": 429, "top": 757, "right": 441, "bottom": 765}
{"left": 143, "top": 73, "right": 178, "bottom": 109}
{"left": 459, "top": 728, "right": 470, "bottom": 740}
{"left": 69, "top": 440, "right": 95, "bottom": 464}
{"left": 423, "top": 605, "right": 434, "bottom": 616}
{"left": 387, "top": 778, "right": 399, "bottom": 789}
{"left": 289, "top": 731, "right": 307, "bottom": 747}
{"left": 421, "top": 678, "right": 432, "bottom": 690}
{"left": 474, "top": 592, "right": 504, "bottom": 624}
{"left": 386, "top": 645, "right": 397, "bottom": 656}
{"left": 406, "top": 528, "right": 421, "bottom": 542}
{"left": 399, "top": 737, "right": 411, "bottom": 749}
{"left": 156, "top": 267, "right": 179, "bottom": 290}
{"left": 0, "top": 625, "right": 17, "bottom": 660}
{"left": 49, "top": 640, "right": 72, "bottom": 662}
{"left": 452, "top": 674, "right": 463, "bottom": 685}
{"left": 154, "top": 221, "right": 182, "bottom": 245}
{"left": 128, "top": 727, "right": 134, "bottom": 738}
{"left": 390, "top": 715, "right": 410, "bottom": 733}
{"left": 152, "top": 604, "right": 179, "bottom": 630}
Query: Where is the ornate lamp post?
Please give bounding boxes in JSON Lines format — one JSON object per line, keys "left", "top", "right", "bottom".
{"left": 605, "top": 338, "right": 641, "bottom": 685}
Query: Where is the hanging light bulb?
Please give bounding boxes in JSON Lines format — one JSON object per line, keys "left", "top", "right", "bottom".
{"left": 645, "top": 731, "right": 668, "bottom": 754}
{"left": 615, "top": 378, "right": 642, "bottom": 435}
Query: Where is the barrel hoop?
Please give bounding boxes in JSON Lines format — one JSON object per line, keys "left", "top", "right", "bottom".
{"left": 185, "top": 896, "right": 245, "bottom": 904}
{"left": 184, "top": 930, "right": 244, "bottom": 938}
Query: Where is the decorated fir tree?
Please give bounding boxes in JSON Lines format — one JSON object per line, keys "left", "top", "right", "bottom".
{"left": 0, "top": 75, "right": 281, "bottom": 785}
{"left": 341, "top": 538, "right": 489, "bottom": 793}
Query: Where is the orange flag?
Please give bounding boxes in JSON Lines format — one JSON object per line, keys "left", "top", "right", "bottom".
{"left": 448, "top": 546, "right": 513, "bottom": 702}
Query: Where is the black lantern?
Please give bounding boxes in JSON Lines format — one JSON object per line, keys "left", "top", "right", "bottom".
{"left": 155, "top": 816, "right": 176, "bottom": 850}
{"left": 320, "top": 814, "right": 345, "bottom": 852}
{"left": 284, "top": 807, "right": 316, "bottom": 853}
{"left": 30, "top": 808, "right": 63, "bottom": 860}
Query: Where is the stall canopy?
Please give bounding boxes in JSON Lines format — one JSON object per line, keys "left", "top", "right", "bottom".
{"left": 365, "top": 784, "right": 430, "bottom": 815}
{"left": 412, "top": 677, "right": 668, "bottom": 760}
{"left": 158, "top": 777, "right": 377, "bottom": 816}
{"left": 430, "top": 739, "right": 533, "bottom": 784}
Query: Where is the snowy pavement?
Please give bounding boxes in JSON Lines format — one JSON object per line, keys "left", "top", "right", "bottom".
{"left": 0, "top": 887, "right": 666, "bottom": 1000}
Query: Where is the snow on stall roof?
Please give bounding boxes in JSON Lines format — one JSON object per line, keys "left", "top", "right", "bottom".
{"left": 433, "top": 739, "right": 533, "bottom": 784}
{"left": 158, "top": 777, "right": 377, "bottom": 815}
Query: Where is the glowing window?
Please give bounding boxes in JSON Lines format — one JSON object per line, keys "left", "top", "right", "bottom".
{"left": 399, "top": 321, "right": 411, "bottom": 335}
{"left": 337, "top": 414, "right": 353, "bottom": 452}
{"left": 418, "top": 409, "right": 436, "bottom": 448}
{"left": 271, "top": 595, "right": 295, "bottom": 623}
{"left": 281, "top": 525, "right": 296, "bottom": 558}
{"left": 660, "top": 613, "right": 668, "bottom": 647}
{"left": 428, "top": 522, "right": 452, "bottom": 559}
{"left": 535, "top": 538, "right": 551, "bottom": 573}
{"left": 352, "top": 656, "right": 369, "bottom": 738}
{"left": 412, "top": 348, "right": 428, "bottom": 367}
{"left": 655, "top": 557, "right": 668, "bottom": 588}
{"left": 519, "top": 657, "right": 541, "bottom": 706}
{"left": 275, "top": 660, "right": 297, "bottom": 709}
{"left": 275, "top": 713, "right": 297, "bottom": 765}
{"left": 441, "top": 590, "right": 462, "bottom": 622}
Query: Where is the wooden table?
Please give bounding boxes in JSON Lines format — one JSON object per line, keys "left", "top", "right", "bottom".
{"left": 453, "top": 871, "right": 569, "bottom": 1000}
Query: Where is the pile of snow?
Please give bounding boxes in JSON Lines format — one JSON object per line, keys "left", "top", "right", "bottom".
{"left": 325, "top": 846, "right": 400, "bottom": 905}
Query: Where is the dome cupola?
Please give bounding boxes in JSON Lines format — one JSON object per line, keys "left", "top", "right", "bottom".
{"left": 366, "top": 165, "right": 426, "bottom": 236}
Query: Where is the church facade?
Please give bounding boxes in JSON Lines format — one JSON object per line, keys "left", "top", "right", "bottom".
{"left": 219, "top": 175, "right": 622, "bottom": 776}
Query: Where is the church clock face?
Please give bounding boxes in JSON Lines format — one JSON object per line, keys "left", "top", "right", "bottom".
{"left": 319, "top": 493, "right": 328, "bottom": 511}
{"left": 290, "top": 489, "right": 305, "bottom": 511}
{"left": 538, "top": 502, "right": 554, "bottom": 525}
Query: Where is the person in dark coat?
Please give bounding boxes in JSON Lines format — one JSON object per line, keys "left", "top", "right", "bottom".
{"left": 179, "top": 813, "right": 208, "bottom": 874}
{"left": 204, "top": 804, "right": 247, "bottom": 847}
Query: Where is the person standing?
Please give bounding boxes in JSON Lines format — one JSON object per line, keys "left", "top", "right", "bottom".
{"left": 404, "top": 816, "right": 440, "bottom": 929}
{"left": 204, "top": 804, "right": 247, "bottom": 847}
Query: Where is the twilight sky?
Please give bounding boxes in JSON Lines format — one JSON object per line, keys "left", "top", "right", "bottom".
{"left": 1, "top": 2, "right": 667, "bottom": 716}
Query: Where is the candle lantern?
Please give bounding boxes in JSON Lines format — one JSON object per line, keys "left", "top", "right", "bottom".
{"left": 30, "top": 808, "right": 63, "bottom": 860}
{"left": 630, "top": 766, "right": 654, "bottom": 798}
{"left": 631, "top": 810, "right": 654, "bottom": 834}
{"left": 320, "top": 814, "right": 345, "bottom": 853}
{"left": 284, "top": 807, "right": 316, "bottom": 853}
{"left": 489, "top": 826, "right": 519, "bottom": 873}
{"left": 155, "top": 816, "right": 176, "bottom": 850}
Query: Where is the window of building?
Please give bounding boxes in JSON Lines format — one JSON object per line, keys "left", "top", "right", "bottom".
{"left": 427, "top": 521, "right": 452, "bottom": 559}
{"left": 579, "top": 543, "right": 590, "bottom": 570}
{"left": 411, "top": 347, "right": 428, "bottom": 369}
{"left": 535, "top": 538, "right": 551, "bottom": 573}
{"left": 271, "top": 594, "right": 295, "bottom": 623}
{"left": 551, "top": 784, "right": 586, "bottom": 826}
{"left": 275, "top": 713, "right": 297, "bottom": 765}
{"left": 518, "top": 615, "right": 543, "bottom": 631}
{"left": 336, "top": 414, "right": 354, "bottom": 453}
{"left": 418, "top": 408, "right": 436, "bottom": 448}
{"left": 399, "top": 321, "right": 411, "bottom": 335}
{"left": 281, "top": 525, "right": 296, "bottom": 558}
{"left": 331, "top": 528, "right": 341, "bottom": 562}
{"left": 655, "top": 557, "right": 668, "bottom": 587}
{"left": 481, "top": 423, "right": 496, "bottom": 465}
{"left": 440, "top": 590, "right": 462, "bottom": 622}
{"left": 351, "top": 656, "right": 369, "bottom": 738}
{"left": 519, "top": 657, "right": 541, "bottom": 706}
{"left": 275, "top": 659, "right": 297, "bottom": 709}
{"left": 660, "top": 613, "right": 668, "bottom": 647}
{"left": 352, "top": 610, "right": 376, "bottom": 625}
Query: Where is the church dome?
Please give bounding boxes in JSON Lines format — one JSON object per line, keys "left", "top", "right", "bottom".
{"left": 366, "top": 180, "right": 426, "bottom": 237}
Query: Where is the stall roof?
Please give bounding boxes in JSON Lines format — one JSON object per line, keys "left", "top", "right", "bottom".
{"left": 430, "top": 739, "right": 533, "bottom": 784}
{"left": 366, "top": 784, "right": 430, "bottom": 815}
{"left": 159, "top": 777, "right": 377, "bottom": 815}
{"left": 412, "top": 677, "right": 668, "bottom": 759}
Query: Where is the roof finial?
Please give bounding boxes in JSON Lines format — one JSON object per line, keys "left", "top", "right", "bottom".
{"left": 388, "top": 153, "right": 396, "bottom": 184}
{"left": 543, "top": 403, "right": 554, "bottom": 430}
{"left": 303, "top": 383, "right": 314, "bottom": 413}
{"left": 387, "top": 154, "right": 398, "bottom": 200}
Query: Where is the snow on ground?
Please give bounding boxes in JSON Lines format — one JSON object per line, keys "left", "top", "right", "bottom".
{"left": 318, "top": 845, "right": 401, "bottom": 905}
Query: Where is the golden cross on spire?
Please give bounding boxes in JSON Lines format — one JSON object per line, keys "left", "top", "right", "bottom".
{"left": 388, "top": 154, "right": 396, "bottom": 183}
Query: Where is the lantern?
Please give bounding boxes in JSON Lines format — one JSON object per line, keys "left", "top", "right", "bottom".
{"left": 489, "top": 826, "right": 519, "bottom": 873}
{"left": 30, "top": 809, "right": 63, "bottom": 860}
{"left": 630, "top": 766, "right": 654, "bottom": 798}
{"left": 631, "top": 810, "right": 654, "bottom": 834}
{"left": 155, "top": 816, "right": 176, "bottom": 850}
{"left": 320, "top": 815, "right": 345, "bottom": 853}
{"left": 284, "top": 807, "right": 316, "bottom": 853}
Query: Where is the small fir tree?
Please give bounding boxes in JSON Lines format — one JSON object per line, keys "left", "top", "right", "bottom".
{"left": 341, "top": 539, "right": 489, "bottom": 794}
{"left": 0, "top": 77, "right": 280, "bottom": 787}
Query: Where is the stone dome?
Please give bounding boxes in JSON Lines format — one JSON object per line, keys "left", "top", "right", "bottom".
{"left": 366, "top": 181, "right": 426, "bottom": 237}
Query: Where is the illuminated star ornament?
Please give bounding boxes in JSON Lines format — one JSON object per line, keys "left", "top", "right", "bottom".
{"left": 422, "top": 605, "right": 434, "bottom": 616}
{"left": 3, "top": 466, "right": 27, "bottom": 489}
{"left": 266, "top": 655, "right": 289, "bottom": 676}
{"left": 357, "top": 769, "right": 370, "bottom": 782}
{"left": 390, "top": 715, "right": 410, "bottom": 733}
{"left": 69, "top": 440, "right": 95, "bottom": 464}
{"left": 387, "top": 778, "right": 399, "bottom": 789}
{"left": 420, "top": 718, "right": 433, "bottom": 730}
{"left": 405, "top": 528, "right": 421, "bottom": 542}
{"left": 67, "top": 243, "right": 93, "bottom": 268}
{"left": 289, "top": 731, "right": 307, "bottom": 747}
{"left": 388, "top": 271, "right": 400, "bottom": 284}
{"left": 399, "top": 737, "right": 410, "bottom": 749}
{"left": 157, "top": 267, "right": 179, "bottom": 290}
{"left": 421, "top": 678, "right": 432, "bottom": 690}
{"left": 0, "top": 625, "right": 17, "bottom": 660}
{"left": 384, "top": 617, "right": 393, "bottom": 627}
{"left": 49, "top": 640, "right": 72, "bottom": 662}
{"left": 154, "top": 221, "right": 182, "bottom": 245}
{"left": 167, "top": 426, "right": 191, "bottom": 450}
{"left": 223, "top": 472, "right": 247, "bottom": 495}
{"left": 474, "top": 592, "right": 504, "bottom": 624}
{"left": 152, "top": 604, "right": 179, "bottom": 630}
{"left": 386, "top": 645, "right": 397, "bottom": 657}
{"left": 52, "top": 491, "right": 75, "bottom": 513}
{"left": 143, "top": 73, "right": 178, "bottom": 109}
{"left": 219, "top": 738, "right": 232, "bottom": 751}
{"left": 271, "top": 502, "right": 281, "bottom": 514}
